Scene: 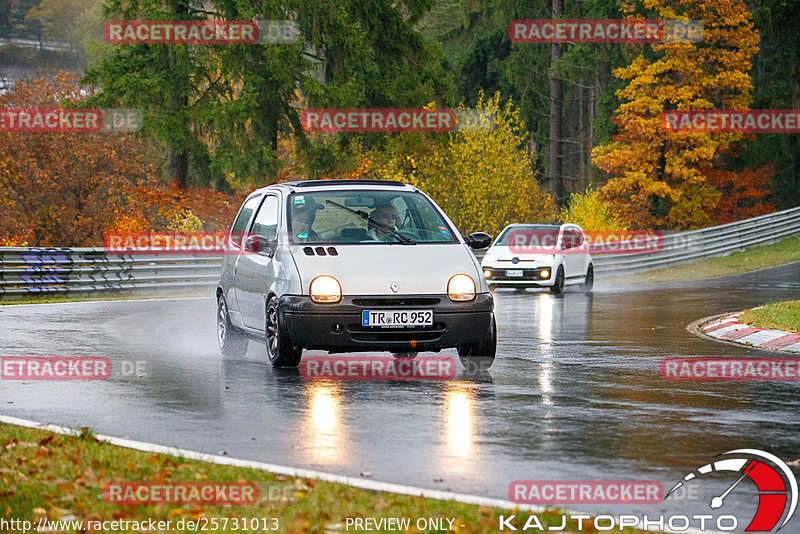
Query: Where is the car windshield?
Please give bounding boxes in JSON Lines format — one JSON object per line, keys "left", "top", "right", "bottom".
{"left": 494, "top": 225, "right": 560, "bottom": 247}
{"left": 287, "top": 190, "right": 458, "bottom": 245}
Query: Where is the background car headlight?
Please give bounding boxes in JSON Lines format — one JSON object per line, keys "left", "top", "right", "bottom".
{"left": 448, "top": 274, "right": 476, "bottom": 301}
{"left": 537, "top": 254, "right": 555, "bottom": 263}
{"left": 481, "top": 253, "right": 496, "bottom": 264}
{"left": 310, "top": 275, "right": 342, "bottom": 303}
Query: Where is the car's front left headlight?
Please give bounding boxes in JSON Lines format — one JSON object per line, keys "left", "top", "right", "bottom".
{"left": 310, "top": 275, "right": 342, "bottom": 303}
{"left": 448, "top": 274, "right": 476, "bottom": 302}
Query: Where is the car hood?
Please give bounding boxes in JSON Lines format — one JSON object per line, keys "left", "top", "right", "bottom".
{"left": 291, "top": 244, "right": 486, "bottom": 295}
{"left": 481, "top": 245, "right": 556, "bottom": 263}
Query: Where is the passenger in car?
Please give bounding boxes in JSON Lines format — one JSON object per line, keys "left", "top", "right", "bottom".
{"left": 293, "top": 205, "right": 320, "bottom": 241}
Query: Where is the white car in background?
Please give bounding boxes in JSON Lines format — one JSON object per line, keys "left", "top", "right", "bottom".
{"left": 480, "top": 223, "right": 593, "bottom": 294}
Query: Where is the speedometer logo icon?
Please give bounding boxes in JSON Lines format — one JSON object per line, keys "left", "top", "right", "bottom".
{"left": 666, "top": 449, "right": 798, "bottom": 531}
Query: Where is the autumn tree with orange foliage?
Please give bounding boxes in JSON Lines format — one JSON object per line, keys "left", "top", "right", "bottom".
{"left": 592, "top": 0, "right": 760, "bottom": 229}
{"left": 0, "top": 73, "right": 243, "bottom": 246}
{"left": 706, "top": 164, "right": 775, "bottom": 224}
{"left": 0, "top": 73, "right": 159, "bottom": 246}
{"left": 107, "top": 185, "right": 246, "bottom": 234}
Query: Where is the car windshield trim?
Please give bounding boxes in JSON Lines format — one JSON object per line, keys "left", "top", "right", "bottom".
{"left": 286, "top": 190, "right": 458, "bottom": 246}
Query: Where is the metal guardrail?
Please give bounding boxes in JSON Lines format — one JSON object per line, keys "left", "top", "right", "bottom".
{"left": 0, "top": 248, "right": 221, "bottom": 296}
{"left": 1, "top": 206, "right": 799, "bottom": 295}
{"left": 592, "top": 205, "right": 800, "bottom": 274}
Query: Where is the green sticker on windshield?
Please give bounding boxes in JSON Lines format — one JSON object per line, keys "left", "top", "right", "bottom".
{"left": 294, "top": 196, "right": 305, "bottom": 206}
{"left": 297, "top": 232, "right": 309, "bottom": 239}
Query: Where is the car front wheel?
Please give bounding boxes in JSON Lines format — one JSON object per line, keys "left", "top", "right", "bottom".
{"left": 550, "top": 266, "right": 565, "bottom": 294}
{"left": 265, "top": 296, "right": 302, "bottom": 367}
{"left": 457, "top": 314, "right": 496, "bottom": 371}
{"left": 580, "top": 264, "right": 594, "bottom": 292}
{"left": 217, "top": 294, "right": 248, "bottom": 358}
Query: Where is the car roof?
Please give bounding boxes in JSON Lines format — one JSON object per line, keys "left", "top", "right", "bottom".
{"left": 283, "top": 179, "right": 410, "bottom": 188}
{"left": 252, "top": 179, "right": 417, "bottom": 196}
{"left": 503, "top": 223, "right": 563, "bottom": 229}
{"left": 499, "top": 222, "right": 586, "bottom": 233}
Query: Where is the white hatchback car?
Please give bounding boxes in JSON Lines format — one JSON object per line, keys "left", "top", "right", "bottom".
{"left": 480, "top": 223, "right": 593, "bottom": 294}
{"left": 216, "top": 180, "right": 497, "bottom": 368}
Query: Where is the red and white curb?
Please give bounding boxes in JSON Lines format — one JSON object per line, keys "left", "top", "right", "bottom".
{"left": 699, "top": 312, "right": 800, "bottom": 352}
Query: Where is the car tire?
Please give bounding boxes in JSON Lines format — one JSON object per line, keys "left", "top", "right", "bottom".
{"left": 550, "top": 266, "right": 565, "bottom": 295}
{"left": 580, "top": 264, "right": 594, "bottom": 292}
{"left": 217, "top": 294, "right": 248, "bottom": 358}
{"left": 457, "top": 314, "right": 496, "bottom": 371}
{"left": 265, "top": 296, "right": 302, "bottom": 368}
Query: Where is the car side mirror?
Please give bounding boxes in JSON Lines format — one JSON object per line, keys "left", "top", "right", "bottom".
{"left": 466, "top": 232, "right": 492, "bottom": 250}
{"left": 243, "top": 234, "right": 276, "bottom": 256}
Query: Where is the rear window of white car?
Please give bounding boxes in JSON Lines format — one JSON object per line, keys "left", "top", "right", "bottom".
{"left": 287, "top": 190, "right": 458, "bottom": 245}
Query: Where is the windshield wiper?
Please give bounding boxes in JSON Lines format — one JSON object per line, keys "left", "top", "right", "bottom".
{"left": 324, "top": 200, "right": 417, "bottom": 245}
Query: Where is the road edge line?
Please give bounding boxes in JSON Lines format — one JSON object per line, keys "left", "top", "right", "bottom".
{"left": 0, "top": 296, "right": 212, "bottom": 308}
{"left": 0, "top": 414, "right": 711, "bottom": 534}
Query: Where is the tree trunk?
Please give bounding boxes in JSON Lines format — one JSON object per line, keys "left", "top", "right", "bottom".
{"left": 167, "top": 0, "right": 190, "bottom": 189}
{"left": 579, "top": 85, "right": 585, "bottom": 190}
{"left": 589, "top": 82, "right": 594, "bottom": 179}
{"left": 169, "top": 151, "right": 188, "bottom": 189}
{"left": 549, "top": 0, "right": 564, "bottom": 208}
{"left": 593, "top": 51, "right": 609, "bottom": 184}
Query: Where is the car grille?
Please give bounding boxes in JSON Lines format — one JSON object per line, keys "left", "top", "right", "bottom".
{"left": 484, "top": 267, "right": 549, "bottom": 281}
{"left": 351, "top": 297, "right": 442, "bottom": 307}
{"left": 346, "top": 323, "right": 444, "bottom": 343}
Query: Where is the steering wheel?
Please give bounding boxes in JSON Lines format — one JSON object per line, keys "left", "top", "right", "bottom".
{"left": 394, "top": 229, "right": 421, "bottom": 241}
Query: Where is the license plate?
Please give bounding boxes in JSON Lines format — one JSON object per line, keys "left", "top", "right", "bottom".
{"left": 362, "top": 309, "right": 433, "bottom": 327}
{"left": 506, "top": 269, "right": 524, "bottom": 277}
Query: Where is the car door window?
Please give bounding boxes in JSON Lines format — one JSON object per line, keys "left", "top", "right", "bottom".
{"left": 567, "top": 229, "right": 577, "bottom": 249}
{"left": 250, "top": 195, "right": 280, "bottom": 241}
{"left": 560, "top": 229, "right": 570, "bottom": 250}
{"left": 563, "top": 229, "right": 580, "bottom": 250}
{"left": 230, "top": 195, "right": 262, "bottom": 248}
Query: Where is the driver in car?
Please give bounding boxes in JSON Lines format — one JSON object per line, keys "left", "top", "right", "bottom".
{"left": 367, "top": 203, "right": 399, "bottom": 241}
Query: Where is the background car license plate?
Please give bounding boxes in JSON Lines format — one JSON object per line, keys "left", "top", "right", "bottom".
{"left": 362, "top": 309, "right": 433, "bottom": 327}
{"left": 506, "top": 269, "right": 523, "bottom": 277}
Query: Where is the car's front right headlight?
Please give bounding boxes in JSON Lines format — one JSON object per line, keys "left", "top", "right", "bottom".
{"left": 448, "top": 274, "right": 476, "bottom": 302}
{"left": 481, "top": 253, "right": 496, "bottom": 265}
{"left": 310, "top": 275, "right": 342, "bottom": 303}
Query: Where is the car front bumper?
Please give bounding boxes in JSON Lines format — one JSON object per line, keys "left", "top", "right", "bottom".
{"left": 279, "top": 293, "right": 494, "bottom": 353}
{"left": 481, "top": 265, "right": 554, "bottom": 287}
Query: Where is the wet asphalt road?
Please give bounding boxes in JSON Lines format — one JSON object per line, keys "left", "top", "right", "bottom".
{"left": 1, "top": 263, "right": 799, "bottom": 530}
